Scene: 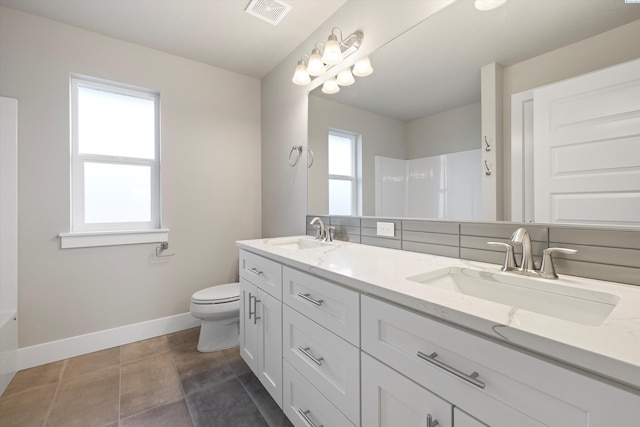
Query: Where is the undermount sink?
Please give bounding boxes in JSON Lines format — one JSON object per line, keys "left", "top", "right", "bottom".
{"left": 406, "top": 267, "right": 620, "bottom": 326}
{"left": 266, "top": 236, "right": 328, "bottom": 251}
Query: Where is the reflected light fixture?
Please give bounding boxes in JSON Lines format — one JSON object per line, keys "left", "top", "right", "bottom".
{"left": 291, "top": 56, "right": 311, "bottom": 85}
{"left": 352, "top": 56, "right": 373, "bottom": 77}
{"left": 336, "top": 68, "right": 355, "bottom": 86}
{"left": 292, "top": 26, "right": 369, "bottom": 92}
{"left": 322, "top": 77, "right": 340, "bottom": 94}
{"left": 475, "top": 0, "right": 508, "bottom": 11}
{"left": 307, "top": 44, "right": 325, "bottom": 76}
{"left": 322, "top": 30, "right": 343, "bottom": 65}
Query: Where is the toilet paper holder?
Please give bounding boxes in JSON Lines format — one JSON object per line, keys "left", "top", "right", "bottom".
{"left": 156, "top": 241, "right": 175, "bottom": 257}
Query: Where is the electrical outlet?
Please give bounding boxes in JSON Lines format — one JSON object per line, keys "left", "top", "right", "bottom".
{"left": 377, "top": 221, "right": 395, "bottom": 237}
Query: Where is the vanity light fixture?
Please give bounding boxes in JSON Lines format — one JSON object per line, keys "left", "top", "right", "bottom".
{"left": 307, "top": 45, "right": 325, "bottom": 76}
{"left": 321, "top": 77, "right": 340, "bottom": 94}
{"left": 336, "top": 68, "right": 355, "bottom": 86}
{"left": 352, "top": 56, "right": 373, "bottom": 77}
{"left": 475, "top": 0, "right": 508, "bottom": 11}
{"left": 291, "top": 26, "right": 366, "bottom": 88}
{"left": 291, "top": 56, "right": 311, "bottom": 85}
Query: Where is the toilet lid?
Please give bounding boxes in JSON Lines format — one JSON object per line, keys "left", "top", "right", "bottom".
{"left": 192, "top": 282, "right": 240, "bottom": 303}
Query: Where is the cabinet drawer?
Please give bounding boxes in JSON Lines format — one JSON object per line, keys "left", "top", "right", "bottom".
{"left": 362, "top": 295, "right": 572, "bottom": 427}
{"left": 239, "top": 250, "right": 282, "bottom": 299}
{"left": 283, "top": 360, "right": 356, "bottom": 427}
{"left": 283, "top": 305, "right": 360, "bottom": 425}
{"left": 283, "top": 267, "right": 359, "bottom": 344}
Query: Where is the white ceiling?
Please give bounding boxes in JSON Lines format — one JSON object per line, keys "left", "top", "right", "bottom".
{"left": 0, "top": 0, "right": 347, "bottom": 79}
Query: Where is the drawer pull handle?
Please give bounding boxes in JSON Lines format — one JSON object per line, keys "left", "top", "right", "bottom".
{"left": 298, "top": 346, "right": 324, "bottom": 366}
{"left": 297, "top": 408, "right": 323, "bottom": 427}
{"left": 427, "top": 414, "right": 439, "bottom": 427}
{"left": 417, "top": 351, "right": 485, "bottom": 389}
{"left": 297, "top": 292, "right": 324, "bottom": 306}
{"left": 248, "top": 267, "right": 264, "bottom": 276}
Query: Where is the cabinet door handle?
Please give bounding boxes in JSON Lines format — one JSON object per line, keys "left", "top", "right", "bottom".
{"left": 248, "top": 294, "right": 261, "bottom": 324}
{"left": 248, "top": 267, "right": 264, "bottom": 276}
{"left": 417, "top": 351, "right": 485, "bottom": 389}
{"left": 248, "top": 293, "right": 255, "bottom": 320}
{"left": 298, "top": 346, "right": 324, "bottom": 366}
{"left": 253, "top": 298, "right": 261, "bottom": 325}
{"left": 427, "top": 414, "right": 439, "bottom": 427}
{"left": 297, "top": 408, "right": 323, "bottom": 427}
{"left": 297, "top": 292, "right": 324, "bottom": 306}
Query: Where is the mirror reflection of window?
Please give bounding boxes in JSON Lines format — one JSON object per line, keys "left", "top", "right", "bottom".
{"left": 328, "top": 129, "right": 360, "bottom": 215}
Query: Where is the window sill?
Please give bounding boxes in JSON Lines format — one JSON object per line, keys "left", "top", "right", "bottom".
{"left": 59, "top": 229, "right": 169, "bottom": 249}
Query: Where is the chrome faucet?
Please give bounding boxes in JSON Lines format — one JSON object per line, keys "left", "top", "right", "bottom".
{"left": 309, "top": 217, "right": 325, "bottom": 241}
{"left": 510, "top": 227, "right": 536, "bottom": 273}
{"left": 488, "top": 227, "right": 577, "bottom": 279}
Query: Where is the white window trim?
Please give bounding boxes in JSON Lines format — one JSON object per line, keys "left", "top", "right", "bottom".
{"left": 59, "top": 229, "right": 169, "bottom": 249}
{"left": 62, "top": 75, "right": 165, "bottom": 248}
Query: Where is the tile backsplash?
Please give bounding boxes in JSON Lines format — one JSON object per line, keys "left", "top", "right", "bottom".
{"left": 306, "top": 215, "right": 640, "bottom": 286}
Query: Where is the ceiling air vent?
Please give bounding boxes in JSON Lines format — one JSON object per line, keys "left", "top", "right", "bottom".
{"left": 245, "top": 0, "right": 292, "bottom": 26}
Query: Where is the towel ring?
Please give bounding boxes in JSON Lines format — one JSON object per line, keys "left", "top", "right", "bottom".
{"left": 307, "top": 148, "right": 314, "bottom": 168}
{"left": 289, "top": 145, "right": 303, "bottom": 167}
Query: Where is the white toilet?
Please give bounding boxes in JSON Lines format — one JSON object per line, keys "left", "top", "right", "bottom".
{"left": 190, "top": 282, "right": 240, "bottom": 352}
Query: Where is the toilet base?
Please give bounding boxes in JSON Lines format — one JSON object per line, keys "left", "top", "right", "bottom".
{"left": 197, "top": 316, "right": 239, "bottom": 352}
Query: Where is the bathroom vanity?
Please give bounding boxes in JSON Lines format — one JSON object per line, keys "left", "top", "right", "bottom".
{"left": 237, "top": 236, "right": 640, "bottom": 427}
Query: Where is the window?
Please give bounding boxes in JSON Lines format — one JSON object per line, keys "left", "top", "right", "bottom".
{"left": 60, "top": 75, "right": 166, "bottom": 248}
{"left": 328, "top": 129, "right": 360, "bottom": 215}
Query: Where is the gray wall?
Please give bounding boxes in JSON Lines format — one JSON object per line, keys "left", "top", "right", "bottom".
{"left": 0, "top": 8, "right": 262, "bottom": 347}
{"left": 406, "top": 102, "right": 480, "bottom": 159}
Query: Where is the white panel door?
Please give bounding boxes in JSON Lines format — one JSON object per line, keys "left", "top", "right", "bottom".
{"left": 256, "top": 288, "right": 282, "bottom": 408}
{"left": 533, "top": 58, "right": 640, "bottom": 225}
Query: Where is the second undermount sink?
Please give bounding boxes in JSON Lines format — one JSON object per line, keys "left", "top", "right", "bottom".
{"left": 266, "top": 236, "right": 328, "bottom": 251}
{"left": 406, "top": 267, "right": 620, "bottom": 326}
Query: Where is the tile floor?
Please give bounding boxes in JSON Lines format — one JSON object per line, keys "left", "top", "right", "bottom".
{"left": 0, "top": 327, "right": 293, "bottom": 427}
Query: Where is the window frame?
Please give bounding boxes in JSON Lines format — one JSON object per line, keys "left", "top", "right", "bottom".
{"left": 61, "top": 75, "right": 166, "bottom": 248}
{"left": 328, "top": 129, "right": 359, "bottom": 216}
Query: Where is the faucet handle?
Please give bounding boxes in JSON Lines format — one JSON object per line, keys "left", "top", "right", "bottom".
{"left": 487, "top": 242, "right": 517, "bottom": 271}
{"left": 540, "top": 247, "right": 578, "bottom": 279}
{"left": 325, "top": 226, "right": 336, "bottom": 242}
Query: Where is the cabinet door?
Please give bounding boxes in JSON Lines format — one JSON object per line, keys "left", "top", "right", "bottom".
{"left": 257, "top": 288, "right": 282, "bottom": 408}
{"left": 362, "top": 352, "right": 452, "bottom": 427}
{"left": 454, "top": 408, "right": 488, "bottom": 427}
{"left": 239, "top": 279, "right": 258, "bottom": 373}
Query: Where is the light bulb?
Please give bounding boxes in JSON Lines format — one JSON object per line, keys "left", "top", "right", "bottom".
{"left": 322, "top": 34, "right": 342, "bottom": 65}
{"left": 352, "top": 56, "right": 373, "bottom": 77}
{"left": 307, "top": 48, "right": 325, "bottom": 76}
{"left": 291, "top": 60, "right": 311, "bottom": 85}
{"left": 321, "top": 77, "right": 340, "bottom": 94}
{"left": 336, "top": 68, "right": 355, "bottom": 86}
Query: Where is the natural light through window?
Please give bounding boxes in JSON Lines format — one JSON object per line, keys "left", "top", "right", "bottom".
{"left": 61, "top": 75, "right": 165, "bottom": 248}
{"left": 328, "top": 130, "right": 360, "bottom": 216}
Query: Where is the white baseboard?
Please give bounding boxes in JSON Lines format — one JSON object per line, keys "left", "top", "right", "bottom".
{"left": 18, "top": 312, "right": 201, "bottom": 371}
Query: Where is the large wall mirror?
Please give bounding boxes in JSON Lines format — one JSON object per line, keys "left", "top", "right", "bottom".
{"left": 307, "top": 0, "right": 640, "bottom": 225}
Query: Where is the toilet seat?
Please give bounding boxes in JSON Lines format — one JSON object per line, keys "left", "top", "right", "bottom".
{"left": 191, "top": 282, "right": 239, "bottom": 304}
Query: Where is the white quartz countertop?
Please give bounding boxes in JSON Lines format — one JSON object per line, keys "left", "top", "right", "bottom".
{"left": 236, "top": 236, "right": 640, "bottom": 391}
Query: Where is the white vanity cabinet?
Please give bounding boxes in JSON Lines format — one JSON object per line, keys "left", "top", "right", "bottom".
{"left": 239, "top": 251, "right": 283, "bottom": 407}
{"left": 361, "top": 295, "right": 640, "bottom": 427}
{"left": 281, "top": 266, "right": 361, "bottom": 426}
{"left": 362, "top": 352, "right": 452, "bottom": 427}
